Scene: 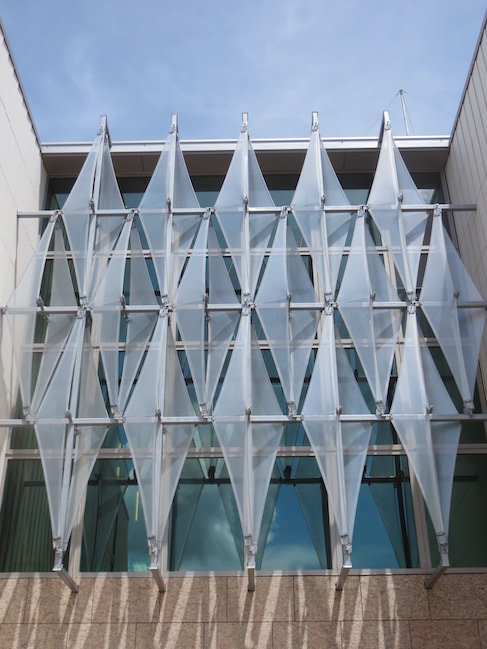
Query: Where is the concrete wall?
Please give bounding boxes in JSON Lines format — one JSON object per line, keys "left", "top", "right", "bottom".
{"left": 0, "top": 574, "right": 485, "bottom": 648}
{"left": 0, "top": 22, "right": 46, "bottom": 418}
{"left": 445, "top": 14, "right": 487, "bottom": 391}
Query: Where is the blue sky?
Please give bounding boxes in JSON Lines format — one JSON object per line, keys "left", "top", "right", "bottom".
{"left": 1, "top": 0, "right": 485, "bottom": 142}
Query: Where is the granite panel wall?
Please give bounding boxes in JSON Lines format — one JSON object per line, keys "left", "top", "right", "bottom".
{"left": 0, "top": 574, "right": 485, "bottom": 649}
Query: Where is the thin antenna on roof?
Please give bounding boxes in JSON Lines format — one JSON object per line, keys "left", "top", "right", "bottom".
{"left": 399, "top": 89, "right": 410, "bottom": 136}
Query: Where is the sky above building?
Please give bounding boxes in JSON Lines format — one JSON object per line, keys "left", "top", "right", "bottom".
{"left": 0, "top": 0, "right": 485, "bottom": 142}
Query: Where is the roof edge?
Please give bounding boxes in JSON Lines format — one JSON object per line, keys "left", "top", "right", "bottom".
{"left": 451, "top": 8, "right": 487, "bottom": 140}
{"left": 0, "top": 15, "right": 41, "bottom": 149}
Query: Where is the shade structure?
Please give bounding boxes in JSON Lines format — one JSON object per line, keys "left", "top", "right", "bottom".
{"left": 138, "top": 115, "right": 200, "bottom": 302}
{"left": 213, "top": 314, "right": 283, "bottom": 561}
{"left": 35, "top": 319, "right": 108, "bottom": 552}
{"left": 256, "top": 212, "right": 318, "bottom": 412}
{"left": 292, "top": 122, "right": 352, "bottom": 299}
{"left": 367, "top": 114, "right": 428, "bottom": 297}
{"left": 92, "top": 215, "right": 132, "bottom": 412}
{"left": 2, "top": 112, "right": 486, "bottom": 584}
{"left": 124, "top": 316, "right": 196, "bottom": 552}
{"left": 391, "top": 309, "right": 447, "bottom": 546}
{"left": 6, "top": 218, "right": 56, "bottom": 412}
{"left": 421, "top": 208, "right": 485, "bottom": 411}
{"left": 301, "top": 311, "right": 372, "bottom": 554}
{"left": 214, "top": 116, "right": 276, "bottom": 299}
{"left": 338, "top": 209, "right": 402, "bottom": 411}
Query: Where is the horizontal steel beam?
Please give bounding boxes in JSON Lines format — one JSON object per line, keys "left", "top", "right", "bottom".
{"left": 17, "top": 203, "right": 476, "bottom": 219}
{"left": 2, "top": 413, "right": 487, "bottom": 429}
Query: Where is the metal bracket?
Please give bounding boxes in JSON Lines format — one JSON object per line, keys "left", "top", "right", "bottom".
{"left": 149, "top": 544, "right": 166, "bottom": 592}
{"left": 245, "top": 536, "right": 257, "bottom": 592}
{"left": 287, "top": 401, "right": 298, "bottom": 418}
{"left": 424, "top": 536, "right": 449, "bottom": 589}
{"left": 336, "top": 538, "right": 352, "bottom": 591}
{"left": 242, "top": 293, "right": 254, "bottom": 316}
{"left": 199, "top": 403, "right": 211, "bottom": 420}
{"left": 121, "top": 295, "right": 130, "bottom": 324}
{"left": 357, "top": 205, "right": 366, "bottom": 219}
{"left": 53, "top": 547, "right": 79, "bottom": 593}
{"left": 311, "top": 111, "right": 319, "bottom": 131}
{"left": 241, "top": 112, "right": 249, "bottom": 133}
{"left": 375, "top": 401, "right": 386, "bottom": 416}
{"left": 463, "top": 400, "right": 475, "bottom": 415}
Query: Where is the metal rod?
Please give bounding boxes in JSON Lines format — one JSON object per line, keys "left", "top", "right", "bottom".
{"left": 399, "top": 89, "right": 410, "bottom": 136}
{"left": 424, "top": 562, "right": 448, "bottom": 589}
{"left": 3, "top": 412, "right": 487, "bottom": 428}
{"left": 17, "top": 203, "right": 477, "bottom": 220}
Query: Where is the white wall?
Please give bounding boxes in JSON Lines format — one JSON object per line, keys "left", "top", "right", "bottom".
{"left": 0, "top": 23, "right": 46, "bottom": 418}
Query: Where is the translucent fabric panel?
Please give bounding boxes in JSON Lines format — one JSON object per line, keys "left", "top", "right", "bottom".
{"left": 35, "top": 316, "right": 84, "bottom": 543}
{"left": 124, "top": 313, "right": 167, "bottom": 417}
{"left": 90, "top": 139, "right": 126, "bottom": 296}
{"left": 301, "top": 314, "right": 346, "bottom": 535}
{"left": 367, "top": 126, "right": 427, "bottom": 294}
{"left": 421, "top": 214, "right": 471, "bottom": 404}
{"left": 63, "top": 326, "right": 108, "bottom": 548}
{"left": 206, "top": 225, "right": 240, "bottom": 407}
{"left": 292, "top": 128, "right": 352, "bottom": 297}
{"left": 445, "top": 233, "right": 486, "bottom": 399}
{"left": 256, "top": 217, "right": 317, "bottom": 408}
{"left": 215, "top": 128, "right": 275, "bottom": 297}
{"left": 139, "top": 123, "right": 200, "bottom": 300}
{"left": 213, "top": 316, "right": 283, "bottom": 548}
{"left": 421, "top": 344, "right": 461, "bottom": 533}
{"left": 124, "top": 319, "right": 195, "bottom": 548}
{"left": 92, "top": 218, "right": 131, "bottom": 409}
{"left": 255, "top": 217, "right": 291, "bottom": 398}
{"left": 338, "top": 213, "right": 401, "bottom": 407}
{"left": 119, "top": 226, "right": 158, "bottom": 411}
{"left": 336, "top": 347, "right": 373, "bottom": 537}
{"left": 62, "top": 129, "right": 103, "bottom": 298}
{"left": 31, "top": 227, "right": 78, "bottom": 413}
{"left": 174, "top": 217, "right": 208, "bottom": 407}
{"left": 391, "top": 311, "right": 445, "bottom": 536}
{"left": 6, "top": 219, "right": 55, "bottom": 410}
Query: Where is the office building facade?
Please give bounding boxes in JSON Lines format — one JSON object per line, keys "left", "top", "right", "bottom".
{"left": 0, "top": 12, "right": 486, "bottom": 649}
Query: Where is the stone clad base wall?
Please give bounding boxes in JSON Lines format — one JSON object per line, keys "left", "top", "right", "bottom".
{"left": 0, "top": 574, "right": 486, "bottom": 648}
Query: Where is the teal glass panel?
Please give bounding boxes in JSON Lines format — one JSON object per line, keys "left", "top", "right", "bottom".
{"left": 428, "top": 453, "right": 487, "bottom": 567}
{"left": 80, "top": 459, "right": 149, "bottom": 572}
{"left": 353, "top": 455, "right": 419, "bottom": 568}
{"left": 0, "top": 460, "right": 54, "bottom": 571}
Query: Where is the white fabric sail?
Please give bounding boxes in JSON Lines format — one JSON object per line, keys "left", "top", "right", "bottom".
{"left": 205, "top": 225, "right": 240, "bottom": 409}
{"left": 61, "top": 128, "right": 103, "bottom": 299}
{"left": 302, "top": 313, "right": 371, "bottom": 547}
{"left": 6, "top": 218, "right": 56, "bottom": 411}
{"left": 34, "top": 316, "right": 84, "bottom": 546}
{"left": 89, "top": 136, "right": 126, "bottom": 297}
{"left": 138, "top": 118, "right": 200, "bottom": 301}
{"left": 124, "top": 315, "right": 195, "bottom": 550}
{"left": 421, "top": 342, "right": 461, "bottom": 534}
{"left": 292, "top": 126, "right": 352, "bottom": 298}
{"left": 367, "top": 120, "right": 428, "bottom": 296}
{"left": 256, "top": 214, "right": 318, "bottom": 411}
{"left": 174, "top": 216, "right": 209, "bottom": 409}
{"left": 391, "top": 310, "right": 446, "bottom": 539}
{"left": 338, "top": 211, "right": 402, "bottom": 409}
{"left": 213, "top": 315, "right": 283, "bottom": 555}
{"left": 421, "top": 211, "right": 485, "bottom": 409}
{"left": 214, "top": 123, "right": 275, "bottom": 298}
{"left": 92, "top": 217, "right": 132, "bottom": 411}
{"left": 118, "top": 225, "right": 159, "bottom": 412}
{"left": 31, "top": 226, "right": 78, "bottom": 414}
